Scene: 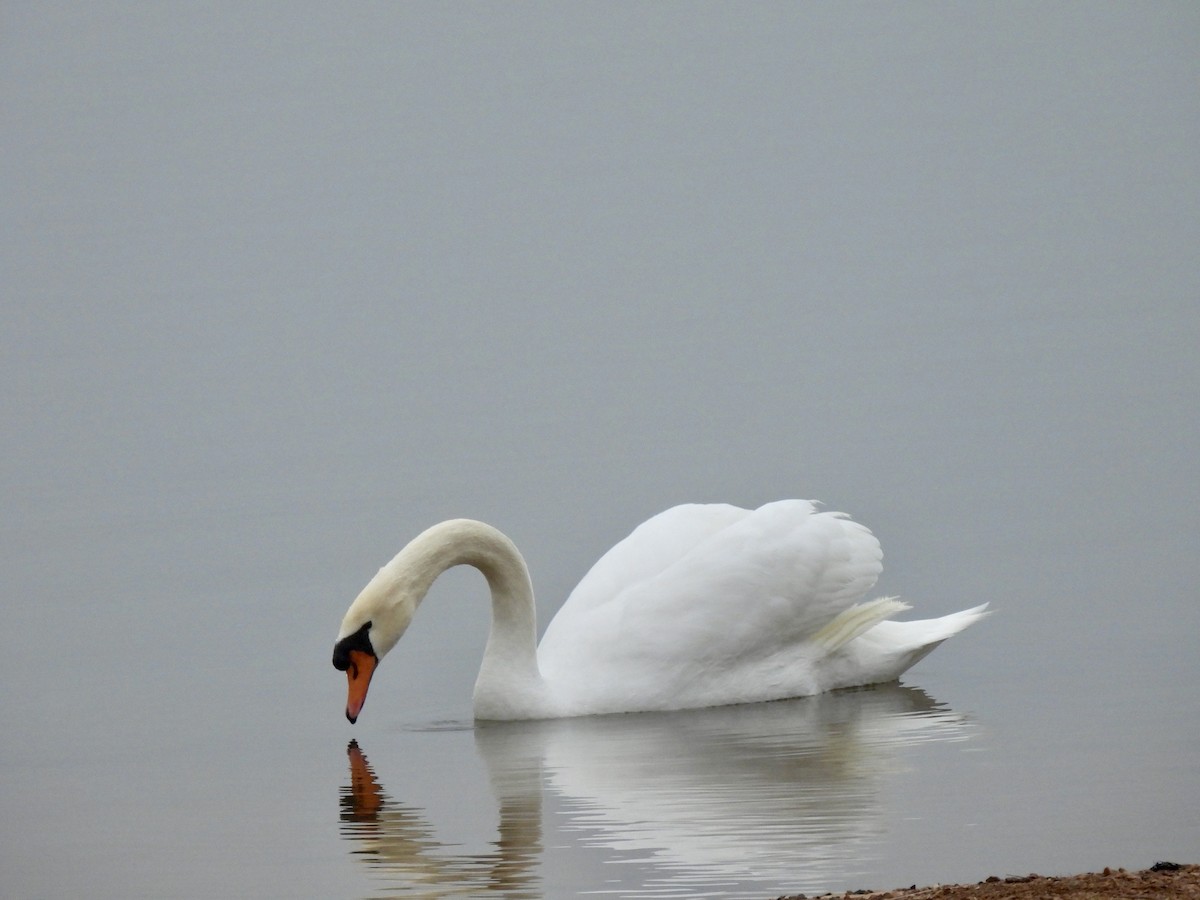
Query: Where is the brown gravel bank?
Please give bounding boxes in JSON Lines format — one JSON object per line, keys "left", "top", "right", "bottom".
{"left": 776, "top": 863, "right": 1199, "bottom": 900}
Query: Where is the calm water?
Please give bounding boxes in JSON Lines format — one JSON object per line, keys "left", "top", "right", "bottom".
{"left": 341, "top": 689, "right": 975, "bottom": 898}
{"left": 4, "top": 4, "right": 1199, "bottom": 898}
{"left": 2, "top": 481, "right": 1195, "bottom": 898}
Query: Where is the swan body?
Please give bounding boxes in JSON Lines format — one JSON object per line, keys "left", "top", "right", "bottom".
{"left": 332, "top": 500, "right": 988, "bottom": 721}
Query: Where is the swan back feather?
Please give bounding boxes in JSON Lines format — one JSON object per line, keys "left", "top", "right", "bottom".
{"left": 537, "top": 500, "right": 899, "bottom": 713}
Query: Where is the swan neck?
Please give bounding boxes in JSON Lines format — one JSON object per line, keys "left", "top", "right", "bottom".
{"left": 398, "top": 520, "right": 547, "bottom": 717}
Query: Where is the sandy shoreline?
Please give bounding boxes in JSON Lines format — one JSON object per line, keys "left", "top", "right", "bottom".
{"left": 774, "top": 863, "right": 1199, "bottom": 899}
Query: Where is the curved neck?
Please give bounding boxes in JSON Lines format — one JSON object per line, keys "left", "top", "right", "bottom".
{"left": 394, "top": 520, "right": 549, "bottom": 719}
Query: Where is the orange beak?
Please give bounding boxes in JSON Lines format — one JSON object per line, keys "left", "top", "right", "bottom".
{"left": 344, "top": 649, "right": 378, "bottom": 724}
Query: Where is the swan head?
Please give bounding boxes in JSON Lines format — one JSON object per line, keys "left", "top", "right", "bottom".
{"left": 332, "top": 570, "right": 418, "bottom": 723}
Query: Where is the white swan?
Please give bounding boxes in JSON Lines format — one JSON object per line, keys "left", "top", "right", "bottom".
{"left": 332, "top": 500, "right": 988, "bottom": 721}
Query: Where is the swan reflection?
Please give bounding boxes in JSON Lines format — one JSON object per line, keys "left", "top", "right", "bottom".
{"left": 340, "top": 739, "right": 541, "bottom": 899}
{"left": 339, "top": 685, "right": 974, "bottom": 898}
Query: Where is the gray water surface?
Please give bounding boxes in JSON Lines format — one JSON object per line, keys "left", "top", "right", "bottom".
{"left": 3, "top": 4, "right": 1198, "bottom": 898}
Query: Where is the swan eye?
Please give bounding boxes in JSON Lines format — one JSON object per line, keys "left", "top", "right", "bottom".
{"left": 332, "top": 621, "right": 374, "bottom": 671}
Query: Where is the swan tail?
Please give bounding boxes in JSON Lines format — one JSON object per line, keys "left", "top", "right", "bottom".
{"left": 811, "top": 596, "right": 911, "bottom": 654}
{"left": 911, "top": 602, "right": 991, "bottom": 644}
{"left": 857, "top": 602, "right": 992, "bottom": 677}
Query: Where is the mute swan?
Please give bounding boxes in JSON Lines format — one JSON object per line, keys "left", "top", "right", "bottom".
{"left": 332, "top": 500, "right": 988, "bottom": 721}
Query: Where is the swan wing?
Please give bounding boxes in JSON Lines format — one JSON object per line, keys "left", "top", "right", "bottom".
{"left": 538, "top": 500, "right": 885, "bottom": 708}
{"left": 547, "top": 502, "right": 753, "bottom": 619}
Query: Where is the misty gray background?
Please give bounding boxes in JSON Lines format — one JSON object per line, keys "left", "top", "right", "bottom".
{"left": 2, "top": 3, "right": 1198, "bottom": 898}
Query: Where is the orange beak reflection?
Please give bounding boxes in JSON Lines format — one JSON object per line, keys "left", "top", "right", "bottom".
{"left": 344, "top": 649, "right": 378, "bottom": 724}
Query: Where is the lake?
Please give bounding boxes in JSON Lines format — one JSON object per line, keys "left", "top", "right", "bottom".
{"left": 2, "top": 4, "right": 1198, "bottom": 898}
{"left": 3, "top": 479, "right": 1196, "bottom": 898}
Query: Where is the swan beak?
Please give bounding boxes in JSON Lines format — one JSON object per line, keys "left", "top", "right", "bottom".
{"left": 344, "top": 649, "right": 378, "bottom": 724}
